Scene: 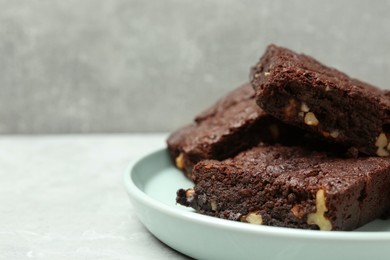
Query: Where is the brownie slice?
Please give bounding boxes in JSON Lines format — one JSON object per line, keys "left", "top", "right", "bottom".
{"left": 177, "top": 144, "right": 390, "bottom": 231}
{"left": 167, "top": 83, "right": 303, "bottom": 178}
{"left": 250, "top": 44, "right": 390, "bottom": 157}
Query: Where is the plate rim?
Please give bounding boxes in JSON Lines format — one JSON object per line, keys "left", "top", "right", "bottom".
{"left": 124, "top": 148, "right": 390, "bottom": 241}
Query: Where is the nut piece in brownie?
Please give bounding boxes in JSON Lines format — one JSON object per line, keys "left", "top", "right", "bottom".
{"left": 177, "top": 144, "right": 390, "bottom": 231}
{"left": 250, "top": 44, "right": 390, "bottom": 157}
{"left": 167, "top": 83, "right": 303, "bottom": 178}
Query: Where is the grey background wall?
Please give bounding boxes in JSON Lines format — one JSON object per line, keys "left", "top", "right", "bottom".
{"left": 1, "top": 0, "right": 390, "bottom": 134}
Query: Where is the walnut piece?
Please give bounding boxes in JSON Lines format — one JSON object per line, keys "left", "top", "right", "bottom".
{"left": 304, "top": 112, "right": 319, "bottom": 126}
{"left": 210, "top": 201, "right": 218, "bottom": 211}
{"left": 375, "top": 133, "right": 389, "bottom": 157}
{"left": 322, "top": 130, "right": 340, "bottom": 139}
{"left": 307, "top": 189, "right": 332, "bottom": 231}
{"left": 300, "top": 102, "right": 310, "bottom": 112}
{"left": 291, "top": 204, "right": 305, "bottom": 219}
{"left": 175, "top": 153, "right": 185, "bottom": 169}
{"left": 185, "top": 189, "right": 195, "bottom": 203}
{"left": 330, "top": 130, "right": 340, "bottom": 138}
{"left": 241, "top": 212, "right": 263, "bottom": 225}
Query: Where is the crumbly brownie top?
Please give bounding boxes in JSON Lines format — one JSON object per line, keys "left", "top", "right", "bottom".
{"left": 250, "top": 44, "right": 390, "bottom": 156}
{"left": 167, "top": 83, "right": 266, "bottom": 160}
{"left": 251, "top": 44, "right": 389, "bottom": 104}
{"left": 193, "top": 144, "right": 387, "bottom": 194}
{"left": 194, "top": 83, "right": 256, "bottom": 123}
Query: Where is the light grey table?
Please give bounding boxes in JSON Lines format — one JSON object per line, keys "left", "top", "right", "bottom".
{"left": 0, "top": 134, "right": 189, "bottom": 259}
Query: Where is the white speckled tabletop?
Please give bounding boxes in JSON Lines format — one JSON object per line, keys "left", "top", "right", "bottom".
{"left": 0, "top": 134, "right": 190, "bottom": 259}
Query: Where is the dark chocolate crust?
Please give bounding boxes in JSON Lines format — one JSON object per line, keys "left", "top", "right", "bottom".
{"left": 167, "top": 83, "right": 303, "bottom": 178}
{"left": 250, "top": 44, "right": 390, "bottom": 157}
{"left": 177, "top": 144, "right": 390, "bottom": 231}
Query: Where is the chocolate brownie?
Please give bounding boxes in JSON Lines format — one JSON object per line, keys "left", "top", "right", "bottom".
{"left": 177, "top": 144, "right": 390, "bottom": 231}
{"left": 167, "top": 83, "right": 303, "bottom": 178}
{"left": 250, "top": 44, "right": 390, "bottom": 157}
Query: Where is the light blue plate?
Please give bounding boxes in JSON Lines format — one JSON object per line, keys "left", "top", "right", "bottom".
{"left": 124, "top": 148, "right": 390, "bottom": 260}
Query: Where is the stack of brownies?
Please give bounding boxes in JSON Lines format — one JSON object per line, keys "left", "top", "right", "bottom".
{"left": 167, "top": 44, "right": 390, "bottom": 231}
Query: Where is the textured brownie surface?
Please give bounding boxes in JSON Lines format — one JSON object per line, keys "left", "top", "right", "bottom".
{"left": 250, "top": 44, "right": 390, "bottom": 157}
{"left": 177, "top": 144, "right": 390, "bottom": 231}
{"left": 167, "top": 83, "right": 302, "bottom": 178}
